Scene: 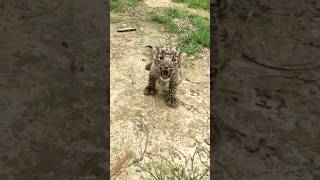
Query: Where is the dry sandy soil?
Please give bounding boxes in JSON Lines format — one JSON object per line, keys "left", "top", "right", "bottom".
{"left": 110, "top": 0, "right": 210, "bottom": 179}
{"left": 214, "top": 0, "right": 320, "bottom": 179}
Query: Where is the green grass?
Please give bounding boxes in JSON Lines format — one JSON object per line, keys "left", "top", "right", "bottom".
{"left": 188, "top": 14, "right": 210, "bottom": 47}
{"left": 151, "top": 14, "right": 188, "bottom": 34}
{"left": 150, "top": 14, "right": 171, "bottom": 24}
{"left": 111, "top": 0, "right": 143, "bottom": 12}
{"left": 164, "top": 8, "right": 188, "bottom": 17}
{"left": 133, "top": 151, "right": 208, "bottom": 179}
{"left": 110, "top": 16, "right": 121, "bottom": 24}
{"left": 150, "top": 8, "right": 210, "bottom": 55}
{"left": 172, "top": 0, "right": 210, "bottom": 10}
{"left": 177, "top": 37, "right": 200, "bottom": 55}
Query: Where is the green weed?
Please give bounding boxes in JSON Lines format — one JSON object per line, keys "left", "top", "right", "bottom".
{"left": 164, "top": 8, "right": 188, "bottom": 17}
{"left": 172, "top": 0, "right": 210, "bottom": 10}
{"left": 133, "top": 149, "right": 209, "bottom": 180}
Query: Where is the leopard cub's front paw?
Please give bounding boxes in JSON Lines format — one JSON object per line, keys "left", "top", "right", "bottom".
{"left": 166, "top": 96, "right": 179, "bottom": 108}
{"left": 144, "top": 86, "right": 156, "bottom": 96}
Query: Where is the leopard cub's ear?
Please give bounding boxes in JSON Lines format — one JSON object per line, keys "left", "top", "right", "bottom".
{"left": 155, "top": 46, "right": 160, "bottom": 54}
{"left": 144, "top": 45, "right": 154, "bottom": 57}
{"left": 175, "top": 50, "right": 182, "bottom": 59}
{"left": 176, "top": 49, "right": 184, "bottom": 68}
{"left": 145, "top": 45, "right": 153, "bottom": 49}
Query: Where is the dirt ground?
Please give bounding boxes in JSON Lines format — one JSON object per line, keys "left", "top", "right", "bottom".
{"left": 110, "top": 1, "right": 210, "bottom": 179}
{"left": 0, "top": 1, "right": 107, "bottom": 180}
{"left": 214, "top": 0, "right": 320, "bottom": 179}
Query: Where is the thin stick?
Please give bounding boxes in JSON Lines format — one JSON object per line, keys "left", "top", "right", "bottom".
{"left": 110, "top": 150, "right": 134, "bottom": 178}
{"left": 139, "top": 121, "right": 149, "bottom": 161}
{"left": 117, "top": 28, "right": 136, "bottom": 32}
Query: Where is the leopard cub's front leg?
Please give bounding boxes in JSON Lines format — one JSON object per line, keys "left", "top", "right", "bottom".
{"left": 144, "top": 74, "right": 157, "bottom": 96}
{"left": 166, "top": 76, "right": 179, "bottom": 108}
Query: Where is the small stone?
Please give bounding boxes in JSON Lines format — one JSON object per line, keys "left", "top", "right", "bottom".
{"left": 244, "top": 138, "right": 260, "bottom": 153}
{"left": 245, "top": 143, "right": 260, "bottom": 153}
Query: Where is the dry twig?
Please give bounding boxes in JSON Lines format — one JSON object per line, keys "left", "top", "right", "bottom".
{"left": 110, "top": 150, "right": 134, "bottom": 179}
{"left": 117, "top": 28, "right": 136, "bottom": 32}
{"left": 138, "top": 120, "right": 149, "bottom": 161}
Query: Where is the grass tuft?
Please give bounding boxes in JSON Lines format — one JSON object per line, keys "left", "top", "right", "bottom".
{"left": 111, "top": 0, "right": 143, "bottom": 12}
{"left": 172, "top": 0, "right": 210, "bottom": 10}
{"left": 151, "top": 13, "right": 189, "bottom": 35}
{"left": 133, "top": 148, "right": 209, "bottom": 179}
{"left": 164, "top": 8, "right": 188, "bottom": 17}
{"left": 188, "top": 14, "right": 210, "bottom": 48}
{"left": 150, "top": 14, "right": 170, "bottom": 24}
{"left": 177, "top": 38, "right": 200, "bottom": 55}
{"left": 149, "top": 8, "right": 210, "bottom": 55}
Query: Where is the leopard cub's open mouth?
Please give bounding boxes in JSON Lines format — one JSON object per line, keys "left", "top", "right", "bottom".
{"left": 160, "top": 68, "right": 173, "bottom": 80}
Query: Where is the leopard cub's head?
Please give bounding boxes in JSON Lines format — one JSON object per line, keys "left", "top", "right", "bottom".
{"left": 154, "top": 45, "right": 181, "bottom": 81}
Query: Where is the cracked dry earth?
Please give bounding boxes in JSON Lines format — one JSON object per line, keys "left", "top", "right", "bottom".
{"left": 110, "top": 1, "right": 210, "bottom": 179}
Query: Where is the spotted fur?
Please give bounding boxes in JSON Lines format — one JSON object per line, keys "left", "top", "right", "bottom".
{"left": 144, "top": 45, "right": 182, "bottom": 108}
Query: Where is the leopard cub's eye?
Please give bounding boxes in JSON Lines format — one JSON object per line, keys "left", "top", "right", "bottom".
{"left": 172, "top": 57, "right": 177, "bottom": 63}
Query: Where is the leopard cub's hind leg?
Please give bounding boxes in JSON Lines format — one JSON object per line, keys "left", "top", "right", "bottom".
{"left": 144, "top": 74, "right": 157, "bottom": 96}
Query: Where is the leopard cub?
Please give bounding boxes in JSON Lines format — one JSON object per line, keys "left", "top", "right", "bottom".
{"left": 144, "top": 45, "right": 182, "bottom": 108}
